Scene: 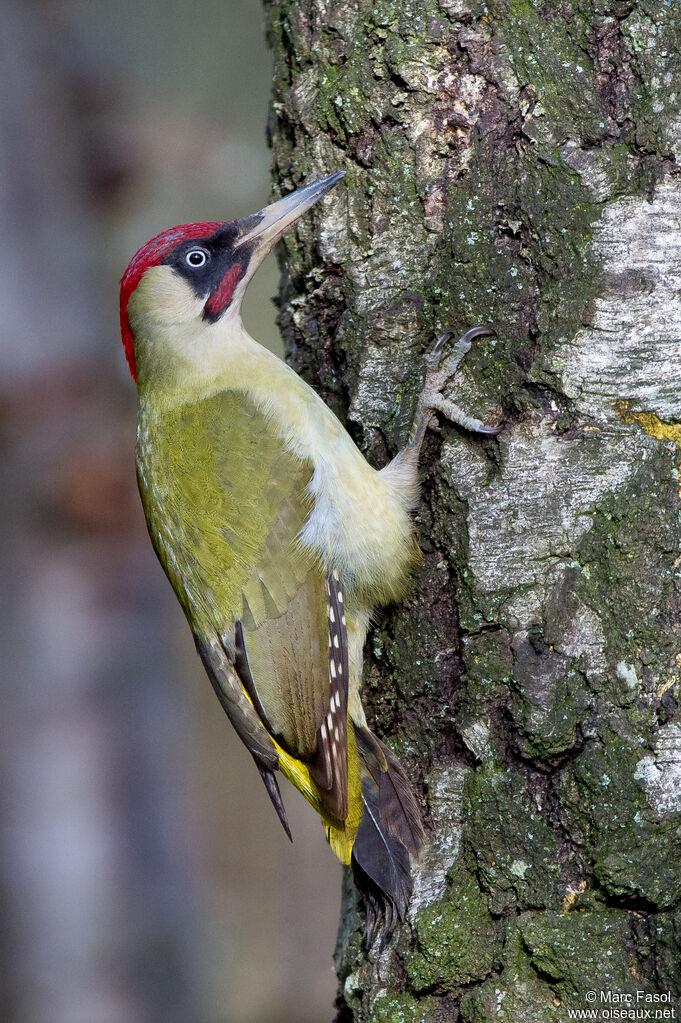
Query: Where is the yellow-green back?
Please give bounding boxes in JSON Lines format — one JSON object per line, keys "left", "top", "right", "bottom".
{"left": 137, "top": 387, "right": 332, "bottom": 759}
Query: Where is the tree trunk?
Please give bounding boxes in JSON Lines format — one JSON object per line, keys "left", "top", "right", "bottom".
{"left": 265, "top": 2, "right": 681, "bottom": 1020}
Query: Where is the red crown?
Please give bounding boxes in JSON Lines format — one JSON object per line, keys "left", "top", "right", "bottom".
{"left": 120, "top": 222, "right": 222, "bottom": 380}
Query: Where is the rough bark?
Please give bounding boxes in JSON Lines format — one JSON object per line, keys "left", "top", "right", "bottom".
{"left": 265, "top": 1, "right": 681, "bottom": 1020}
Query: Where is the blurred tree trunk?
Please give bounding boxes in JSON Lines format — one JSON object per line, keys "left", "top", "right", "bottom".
{"left": 0, "top": 4, "right": 197, "bottom": 1021}
{"left": 266, "top": 1, "right": 681, "bottom": 1020}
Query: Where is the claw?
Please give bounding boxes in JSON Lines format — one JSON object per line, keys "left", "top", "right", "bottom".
{"left": 427, "top": 325, "right": 496, "bottom": 370}
{"left": 430, "top": 330, "right": 454, "bottom": 359}
{"left": 425, "top": 394, "right": 501, "bottom": 437}
{"left": 458, "top": 325, "right": 496, "bottom": 347}
{"left": 410, "top": 324, "right": 501, "bottom": 452}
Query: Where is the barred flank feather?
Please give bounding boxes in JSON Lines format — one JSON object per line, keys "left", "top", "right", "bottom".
{"left": 351, "top": 727, "right": 424, "bottom": 946}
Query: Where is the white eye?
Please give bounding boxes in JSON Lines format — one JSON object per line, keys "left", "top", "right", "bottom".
{"left": 185, "top": 247, "right": 209, "bottom": 268}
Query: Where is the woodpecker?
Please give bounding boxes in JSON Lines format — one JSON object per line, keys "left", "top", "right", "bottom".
{"left": 120, "top": 172, "right": 499, "bottom": 943}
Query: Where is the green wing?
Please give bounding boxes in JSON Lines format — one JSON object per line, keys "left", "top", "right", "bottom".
{"left": 138, "top": 389, "right": 348, "bottom": 819}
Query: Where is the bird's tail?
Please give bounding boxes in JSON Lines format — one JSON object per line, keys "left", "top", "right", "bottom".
{"left": 350, "top": 725, "right": 424, "bottom": 946}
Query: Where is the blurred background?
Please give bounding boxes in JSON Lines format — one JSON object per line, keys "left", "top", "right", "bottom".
{"left": 0, "top": 1, "right": 342, "bottom": 1021}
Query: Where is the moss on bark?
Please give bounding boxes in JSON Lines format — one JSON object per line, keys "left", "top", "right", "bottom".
{"left": 265, "top": 0, "right": 681, "bottom": 1018}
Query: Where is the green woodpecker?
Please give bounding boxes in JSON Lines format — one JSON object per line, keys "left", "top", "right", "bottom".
{"left": 120, "top": 172, "right": 499, "bottom": 942}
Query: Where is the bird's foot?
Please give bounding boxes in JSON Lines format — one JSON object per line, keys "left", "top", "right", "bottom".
{"left": 409, "top": 326, "right": 501, "bottom": 456}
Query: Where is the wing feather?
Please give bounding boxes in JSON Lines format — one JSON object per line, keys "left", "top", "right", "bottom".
{"left": 140, "top": 389, "right": 349, "bottom": 818}
{"left": 307, "top": 571, "right": 349, "bottom": 819}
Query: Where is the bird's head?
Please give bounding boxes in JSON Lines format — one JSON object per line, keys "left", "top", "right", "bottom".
{"left": 120, "top": 171, "right": 344, "bottom": 382}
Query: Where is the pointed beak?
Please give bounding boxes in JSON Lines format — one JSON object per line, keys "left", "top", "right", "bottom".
{"left": 236, "top": 171, "right": 345, "bottom": 260}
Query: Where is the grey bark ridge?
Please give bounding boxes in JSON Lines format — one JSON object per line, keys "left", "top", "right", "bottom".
{"left": 266, "top": 0, "right": 681, "bottom": 1019}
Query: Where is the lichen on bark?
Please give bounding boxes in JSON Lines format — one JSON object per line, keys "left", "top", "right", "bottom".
{"left": 265, "top": 0, "right": 681, "bottom": 1019}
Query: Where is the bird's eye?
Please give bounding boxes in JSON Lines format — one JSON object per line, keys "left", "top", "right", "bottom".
{"left": 185, "top": 248, "right": 209, "bottom": 269}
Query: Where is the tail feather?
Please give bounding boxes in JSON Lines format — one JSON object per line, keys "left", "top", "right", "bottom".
{"left": 351, "top": 727, "right": 424, "bottom": 946}
{"left": 378, "top": 742, "right": 425, "bottom": 859}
